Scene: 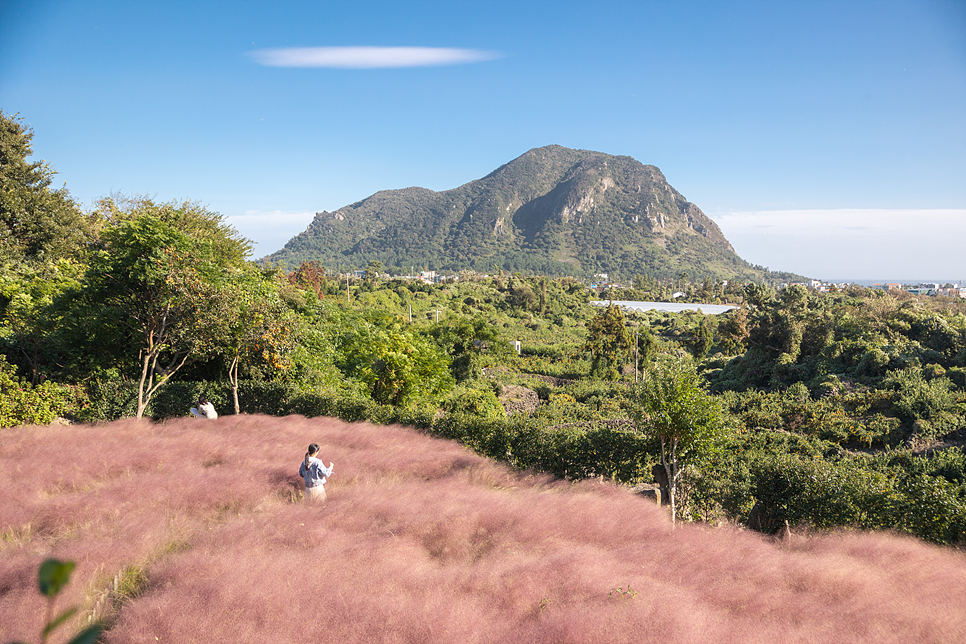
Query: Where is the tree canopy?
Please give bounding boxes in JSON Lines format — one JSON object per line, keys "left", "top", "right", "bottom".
{"left": 0, "top": 111, "right": 90, "bottom": 263}
{"left": 626, "top": 359, "right": 730, "bottom": 524}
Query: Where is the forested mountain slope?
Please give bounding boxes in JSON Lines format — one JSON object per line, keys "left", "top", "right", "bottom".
{"left": 265, "top": 145, "right": 801, "bottom": 282}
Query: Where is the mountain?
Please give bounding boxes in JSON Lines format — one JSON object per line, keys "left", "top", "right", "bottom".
{"left": 264, "top": 145, "right": 796, "bottom": 281}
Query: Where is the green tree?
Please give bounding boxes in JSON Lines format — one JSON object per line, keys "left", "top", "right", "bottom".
{"left": 686, "top": 316, "right": 715, "bottom": 360}
{"left": 204, "top": 268, "right": 298, "bottom": 413}
{"left": 626, "top": 359, "right": 730, "bottom": 524}
{"left": 581, "top": 304, "right": 633, "bottom": 379}
{"left": 90, "top": 194, "right": 251, "bottom": 268}
{"left": 717, "top": 305, "right": 750, "bottom": 354}
{"left": 0, "top": 111, "right": 90, "bottom": 263}
{"left": 80, "top": 216, "right": 216, "bottom": 418}
{"left": 428, "top": 315, "right": 508, "bottom": 382}
{"left": 337, "top": 312, "right": 454, "bottom": 406}
{"left": 0, "top": 260, "right": 82, "bottom": 383}
{"left": 365, "top": 260, "right": 384, "bottom": 284}
{"left": 633, "top": 324, "right": 657, "bottom": 378}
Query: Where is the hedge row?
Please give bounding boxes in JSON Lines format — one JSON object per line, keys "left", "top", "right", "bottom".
{"left": 73, "top": 379, "right": 653, "bottom": 484}
{"left": 749, "top": 452, "right": 966, "bottom": 545}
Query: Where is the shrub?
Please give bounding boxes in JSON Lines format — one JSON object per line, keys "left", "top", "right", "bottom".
{"left": 441, "top": 383, "right": 506, "bottom": 420}
{"left": 884, "top": 368, "right": 963, "bottom": 440}
{"left": 750, "top": 453, "right": 896, "bottom": 533}
{"left": 0, "top": 356, "right": 78, "bottom": 427}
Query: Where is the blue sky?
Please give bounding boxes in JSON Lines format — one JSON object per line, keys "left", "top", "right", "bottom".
{"left": 2, "top": 0, "right": 964, "bottom": 280}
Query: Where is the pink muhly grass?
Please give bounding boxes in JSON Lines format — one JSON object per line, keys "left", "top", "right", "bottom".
{"left": 2, "top": 414, "right": 966, "bottom": 644}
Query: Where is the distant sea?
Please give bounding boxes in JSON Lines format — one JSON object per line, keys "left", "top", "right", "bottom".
{"left": 825, "top": 279, "right": 963, "bottom": 286}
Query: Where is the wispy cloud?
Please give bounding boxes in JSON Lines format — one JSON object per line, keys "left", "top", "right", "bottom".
{"left": 706, "top": 209, "right": 966, "bottom": 279}
{"left": 249, "top": 46, "right": 502, "bottom": 69}
{"left": 228, "top": 210, "right": 316, "bottom": 255}
{"left": 711, "top": 209, "right": 966, "bottom": 237}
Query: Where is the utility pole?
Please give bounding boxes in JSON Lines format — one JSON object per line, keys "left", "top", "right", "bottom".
{"left": 346, "top": 271, "right": 350, "bottom": 303}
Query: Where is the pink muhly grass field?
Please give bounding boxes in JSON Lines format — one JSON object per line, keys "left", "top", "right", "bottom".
{"left": 2, "top": 414, "right": 965, "bottom": 644}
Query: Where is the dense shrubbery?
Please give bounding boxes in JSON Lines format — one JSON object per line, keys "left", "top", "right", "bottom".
{"left": 0, "top": 356, "right": 79, "bottom": 427}
{"left": 2, "top": 109, "right": 965, "bottom": 546}
{"left": 6, "top": 277, "right": 966, "bottom": 545}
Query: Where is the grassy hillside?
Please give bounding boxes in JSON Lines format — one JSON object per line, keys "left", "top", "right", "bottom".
{"left": 3, "top": 415, "right": 965, "bottom": 644}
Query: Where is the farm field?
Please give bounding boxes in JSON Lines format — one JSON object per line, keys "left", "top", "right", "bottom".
{"left": 3, "top": 415, "right": 965, "bottom": 644}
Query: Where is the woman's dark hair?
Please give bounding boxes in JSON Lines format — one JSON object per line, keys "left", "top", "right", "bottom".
{"left": 307, "top": 443, "right": 320, "bottom": 455}
{"left": 198, "top": 394, "right": 209, "bottom": 405}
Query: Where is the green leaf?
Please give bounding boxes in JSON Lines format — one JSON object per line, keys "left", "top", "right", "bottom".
{"left": 38, "top": 558, "right": 75, "bottom": 597}
{"left": 67, "top": 624, "right": 103, "bottom": 644}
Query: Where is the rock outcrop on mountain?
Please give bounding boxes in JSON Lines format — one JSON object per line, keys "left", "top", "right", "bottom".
{"left": 265, "top": 145, "right": 776, "bottom": 280}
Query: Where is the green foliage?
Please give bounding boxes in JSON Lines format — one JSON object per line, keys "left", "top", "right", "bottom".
{"left": 719, "top": 387, "right": 905, "bottom": 449}
{"left": 626, "top": 358, "right": 731, "bottom": 522}
{"left": 686, "top": 316, "right": 715, "bottom": 359}
{"left": 441, "top": 382, "right": 505, "bottom": 420}
{"left": 750, "top": 453, "right": 895, "bottom": 533}
{"left": 745, "top": 451, "right": 966, "bottom": 544}
{"left": 428, "top": 315, "right": 508, "bottom": 381}
{"left": 0, "top": 355, "right": 78, "bottom": 428}
{"left": 709, "top": 286, "right": 966, "bottom": 396}
{"left": 8, "top": 558, "right": 102, "bottom": 644}
{"left": 0, "top": 111, "right": 90, "bottom": 264}
{"left": 0, "top": 259, "right": 82, "bottom": 383}
{"left": 74, "top": 207, "right": 257, "bottom": 417}
{"left": 336, "top": 312, "right": 455, "bottom": 406}
{"left": 883, "top": 368, "right": 963, "bottom": 440}
{"left": 581, "top": 304, "right": 633, "bottom": 379}
{"left": 202, "top": 266, "right": 298, "bottom": 413}
{"left": 91, "top": 194, "right": 251, "bottom": 268}
{"left": 429, "top": 412, "right": 650, "bottom": 482}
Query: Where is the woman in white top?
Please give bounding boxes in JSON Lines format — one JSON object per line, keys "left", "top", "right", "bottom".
{"left": 299, "top": 443, "right": 334, "bottom": 502}
{"left": 190, "top": 395, "right": 218, "bottom": 419}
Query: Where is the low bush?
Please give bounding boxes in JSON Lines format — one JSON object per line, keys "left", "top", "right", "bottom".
{"left": 0, "top": 356, "right": 80, "bottom": 427}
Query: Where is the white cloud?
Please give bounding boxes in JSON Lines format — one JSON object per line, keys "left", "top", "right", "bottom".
{"left": 249, "top": 46, "right": 502, "bottom": 69}
{"left": 711, "top": 209, "right": 966, "bottom": 237}
{"left": 707, "top": 209, "right": 966, "bottom": 280}
{"left": 228, "top": 210, "right": 316, "bottom": 257}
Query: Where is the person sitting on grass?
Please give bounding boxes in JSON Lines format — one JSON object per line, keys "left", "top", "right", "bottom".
{"left": 299, "top": 443, "right": 334, "bottom": 502}
{"left": 190, "top": 395, "right": 218, "bottom": 419}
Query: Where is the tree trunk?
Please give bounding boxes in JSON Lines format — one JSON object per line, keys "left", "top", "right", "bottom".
{"left": 229, "top": 355, "right": 240, "bottom": 415}
{"left": 651, "top": 463, "right": 670, "bottom": 506}
{"left": 136, "top": 350, "right": 152, "bottom": 419}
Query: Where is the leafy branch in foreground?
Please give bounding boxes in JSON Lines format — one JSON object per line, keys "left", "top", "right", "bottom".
{"left": 6, "top": 558, "right": 101, "bottom": 644}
